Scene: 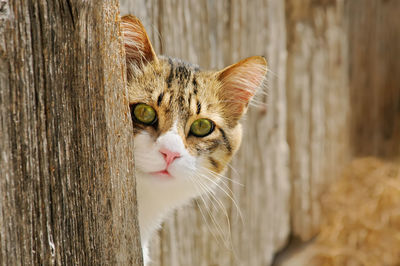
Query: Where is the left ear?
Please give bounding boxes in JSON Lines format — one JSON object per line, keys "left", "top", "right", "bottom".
{"left": 217, "top": 56, "right": 267, "bottom": 120}
{"left": 120, "top": 15, "right": 158, "bottom": 67}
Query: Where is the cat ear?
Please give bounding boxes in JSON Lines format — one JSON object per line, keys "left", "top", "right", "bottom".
{"left": 217, "top": 56, "right": 267, "bottom": 120}
{"left": 121, "top": 15, "right": 158, "bottom": 66}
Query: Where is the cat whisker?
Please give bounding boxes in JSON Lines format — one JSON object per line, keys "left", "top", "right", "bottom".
{"left": 199, "top": 166, "right": 244, "bottom": 187}
{"left": 189, "top": 177, "right": 231, "bottom": 248}
{"left": 197, "top": 171, "right": 235, "bottom": 199}
{"left": 194, "top": 197, "right": 227, "bottom": 247}
{"left": 266, "top": 68, "right": 279, "bottom": 79}
{"left": 190, "top": 180, "right": 223, "bottom": 242}
{"left": 197, "top": 166, "right": 244, "bottom": 223}
{"left": 205, "top": 175, "right": 244, "bottom": 225}
{"left": 191, "top": 176, "right": 234, "bottom": 250}
{"left": 194, "top": 176, "right": 243, "bottom": 263}
{"left": 195, "top": 172, "right": 244, "bottom": 225}
{"left": 225, "top": 163, "right": 241, "bottom": 181}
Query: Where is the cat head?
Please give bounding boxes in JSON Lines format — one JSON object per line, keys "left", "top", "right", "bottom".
{"left": 121, "top": 15, "right": 267, "bottom": 194}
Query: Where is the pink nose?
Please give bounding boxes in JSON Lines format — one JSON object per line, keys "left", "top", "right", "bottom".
{"left": 159, "top": 148, "right": 181, "bottom": 167}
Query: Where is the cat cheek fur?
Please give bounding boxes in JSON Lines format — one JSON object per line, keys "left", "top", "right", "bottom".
{"left": 133, "top": 132, "right": 165, "bottom": 173}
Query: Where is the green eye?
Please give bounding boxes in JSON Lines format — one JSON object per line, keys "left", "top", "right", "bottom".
{"left": 190, "top": 118, "right": 214, "bottom": 137}
{"left": 132, "top": 103, "right": 157, "bottom": 125}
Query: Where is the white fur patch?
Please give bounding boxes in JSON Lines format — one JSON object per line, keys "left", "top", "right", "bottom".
{"left": 134, "top": 123, "right": 216, "bottom": 262}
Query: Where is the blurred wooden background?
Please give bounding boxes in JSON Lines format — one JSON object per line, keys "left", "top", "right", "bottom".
{"left": 121, "top": 0, "right": 400, "bottom": 265}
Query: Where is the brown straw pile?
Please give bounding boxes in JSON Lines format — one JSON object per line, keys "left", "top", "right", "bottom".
{"left": 308, "top": 157, "right": 400, "bottom": 266}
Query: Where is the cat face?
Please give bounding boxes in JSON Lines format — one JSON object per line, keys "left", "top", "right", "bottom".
{"left": 121, "top": 16, "right": 266, "bottom": 192}
{"left": 128, "top": 57, "right": 243, "bottom": 188}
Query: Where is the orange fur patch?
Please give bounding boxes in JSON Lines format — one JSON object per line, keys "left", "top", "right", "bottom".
{"left": 217, "top": 56, "right": 267, "bottom": 119}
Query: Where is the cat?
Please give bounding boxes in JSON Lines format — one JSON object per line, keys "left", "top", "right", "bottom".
{"left": 120, "top": 15, "right": 267, "bottom": 264}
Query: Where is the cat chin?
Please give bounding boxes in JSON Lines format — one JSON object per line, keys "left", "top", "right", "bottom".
{"left": 136, "top": 169, "right": 204, "bottom": 246}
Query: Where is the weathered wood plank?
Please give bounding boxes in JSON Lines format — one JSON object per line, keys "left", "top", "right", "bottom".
{"left": 0, "top": 1, "right": 142, "bottom": 264}
{"left": 285, "top": 0, "right": 350, "bottom": 240}
{"left": 346, "top": 0, "right": 400, "bottom": 158}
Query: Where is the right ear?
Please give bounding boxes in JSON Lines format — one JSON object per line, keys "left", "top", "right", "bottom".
{"left": 121, "top": 15, "right": 158, "bottom": 67}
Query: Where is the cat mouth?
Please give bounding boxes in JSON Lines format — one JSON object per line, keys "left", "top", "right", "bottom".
{"left": 150, "top": 169, "right": 173, "bottom": 179}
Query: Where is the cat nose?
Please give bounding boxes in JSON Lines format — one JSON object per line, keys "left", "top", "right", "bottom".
{"left": 159, "top": 148, "right": 181, "bottom": 167}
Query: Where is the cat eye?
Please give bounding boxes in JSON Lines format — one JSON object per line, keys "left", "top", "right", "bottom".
{"left": 190, "top": 118, "right": 214, "bottom": 137}
{"left": 132, "top": 103, "right": 157, "bottom": 125}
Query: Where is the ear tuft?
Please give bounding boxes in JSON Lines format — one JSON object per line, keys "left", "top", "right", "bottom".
{"left": 217, "top": 56, "right": 267, "bottom": 120}
{"left": 121, "top": 15, "right": 157, "bottom": 67}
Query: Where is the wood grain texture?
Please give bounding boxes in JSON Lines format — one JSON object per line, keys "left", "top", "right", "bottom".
{"left": 0, "top": 1, "right": 142, "bottom": 265}
{"left": 346, "top": 0, "right": 400, "bottom": 158}
{"left": 285, "top": 0, "right": 350, "bottom": 240}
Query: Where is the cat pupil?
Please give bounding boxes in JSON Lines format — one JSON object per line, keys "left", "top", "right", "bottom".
{"left": 199, "top": 121, "right": 207, "bottom": 129}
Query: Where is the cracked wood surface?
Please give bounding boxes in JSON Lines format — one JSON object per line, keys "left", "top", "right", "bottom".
{"left": 0, "top": 1, "right": 142, "bottom": 265}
